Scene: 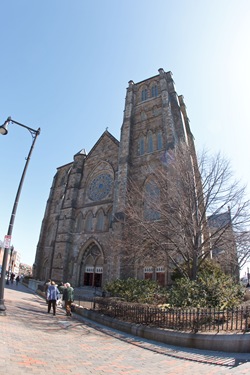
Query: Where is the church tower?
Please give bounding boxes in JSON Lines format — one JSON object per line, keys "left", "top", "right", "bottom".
{"left": 112, "top": 68, "right": 194, "bottom": 283}
{"left": 114, "top": 68, "right": 193, "bottom": 217}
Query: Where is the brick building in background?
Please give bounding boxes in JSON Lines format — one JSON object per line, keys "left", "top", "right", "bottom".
{"left": 0, "top": 242, "right": 21, "bottom": 277}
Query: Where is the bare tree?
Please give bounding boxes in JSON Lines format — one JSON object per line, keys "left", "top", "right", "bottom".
{"left": 115, "top": 143, "right": 250, "bottom": 281}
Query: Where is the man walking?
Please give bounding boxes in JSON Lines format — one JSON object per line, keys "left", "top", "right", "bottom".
{"left": 63, "top": 282, "right": 74, "bottom": 316}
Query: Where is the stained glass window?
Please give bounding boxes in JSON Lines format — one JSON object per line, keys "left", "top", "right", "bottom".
{"left": 147, "top": 131, "right": 153, "bottom": 153}
{"left": 144, "top": 181, "right": 161, "bottom": 221}
{"left": 88, "top": 174, "right": 113, "bottom": 201}
{"left": 139, "top": 137, "right": 144, "bottom": 155}
{"left": 157, "top": 132, "right": 163, "bottom": 150}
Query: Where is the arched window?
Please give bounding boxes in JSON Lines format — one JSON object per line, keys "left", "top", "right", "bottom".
{"left": 141, "top": 111, "right": 147, "bottom": 121}
{"left": 85, "top": 212, "right": 93, "bottom": 232}
{"left": 144, "top": 181, "right": 161, "bottom": 221}
{"left": 107, "top": 208, "right": 113, "bottom": 229}
{"left": 76, "top": 213, "right": 83, "bottom": 232}
{"left": 138, "top": 136, "right": 145, "bottom": 155}
{"left": 151, "top": 85, "right": 158, "bottom": 98}
{"left": 147, "top": 131, "right": 154, "bottom": 153}
{"left": 141, "top": 89, "right": 148, "bottom": 101}
{"left": 96, "top": 210, "right": 105, "bottom": 231}
{"left": 157, "top": 131, "right": 163, "bottom": 150}
{"left": 151, "top": 85, "right": 158, "bottom": 97}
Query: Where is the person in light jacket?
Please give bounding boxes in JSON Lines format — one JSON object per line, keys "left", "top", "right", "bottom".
{"left": 47, "top": 281, "right": 60, "bottom": 316}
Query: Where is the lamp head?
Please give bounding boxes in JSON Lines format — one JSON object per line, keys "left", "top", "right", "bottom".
{"left": 0, "top": 117, "right": 11, "bottom": 135}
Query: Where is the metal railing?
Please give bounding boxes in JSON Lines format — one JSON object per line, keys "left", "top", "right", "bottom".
{"left": 73, "top": 296, "right": 250, "bottom": 333}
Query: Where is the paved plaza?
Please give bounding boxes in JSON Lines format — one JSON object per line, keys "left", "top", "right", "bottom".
{"left": 0, "top": 282, "right": 250, "bottom": 374}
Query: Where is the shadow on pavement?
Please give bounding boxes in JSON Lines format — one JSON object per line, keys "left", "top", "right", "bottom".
{"left": 2, "top": 282, "right": 250, "bottom": 369}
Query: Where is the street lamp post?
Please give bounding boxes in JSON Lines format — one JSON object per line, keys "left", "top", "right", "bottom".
{"left": 0, "top": 117, "right": 40, "bottom": 315}
{"left": 6, "top": 245, "right": 14, "bottom": 285}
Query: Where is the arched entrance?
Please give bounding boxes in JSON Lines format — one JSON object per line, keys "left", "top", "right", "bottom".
{"left": 79, "top": 243, "right": 104, "bottom": 287}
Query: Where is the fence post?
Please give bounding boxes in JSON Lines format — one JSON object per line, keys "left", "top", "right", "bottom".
{"left": 245, "top": 306, "right": 249, "bottom": 332}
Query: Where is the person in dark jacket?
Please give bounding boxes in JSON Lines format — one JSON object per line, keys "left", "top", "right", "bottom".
{"left": 57, "top": 282, "right": 65, "bottom": 308}
{"left": 15, "top": 275, "right": 20, "bottom": 286}
{"left": 47, "top": 281, "right": 60, "bottom": 316}
{"left": 63, "top": 282, "right": 74, "bottom": 316}
{"left": 10, "top": 273, "right": 15, "bottom": 285}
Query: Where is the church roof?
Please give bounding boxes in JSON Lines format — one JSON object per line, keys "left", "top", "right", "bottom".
{"left": 208, "top": 211, "right": 231, "bottom": 228}
{"left": 74, "top": 148, "right": 87, "bottom": 156}
{"left": 86, "top": 130, "right": 119, "bottom": 159}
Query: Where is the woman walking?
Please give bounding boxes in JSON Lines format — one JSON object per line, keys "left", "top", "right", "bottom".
{"left": 47, "top": 281, "right": 60, "bottom": 316}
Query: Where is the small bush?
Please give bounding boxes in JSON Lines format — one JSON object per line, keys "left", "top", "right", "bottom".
{"left": 104, "top": 278, "right": 168, "bottom": 304}
{"left": 168, "top": 266, "right": 245, "bottom": 309}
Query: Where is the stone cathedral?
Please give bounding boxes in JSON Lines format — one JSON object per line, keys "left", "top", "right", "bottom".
{"left": 33, "top": 68, "right": 197, "bottom": 287}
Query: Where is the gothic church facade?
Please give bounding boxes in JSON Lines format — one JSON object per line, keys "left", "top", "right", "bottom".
{"left": 34, "top": 68, "right": 195, "bottom": 287}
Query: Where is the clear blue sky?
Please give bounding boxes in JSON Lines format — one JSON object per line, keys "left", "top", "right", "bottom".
{"left": 0, "top": 0, "right": 250, "bottom": 277}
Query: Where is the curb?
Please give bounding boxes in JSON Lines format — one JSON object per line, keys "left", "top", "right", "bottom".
{"left": 74, "top": 304, "right": 250, "bottom": 353}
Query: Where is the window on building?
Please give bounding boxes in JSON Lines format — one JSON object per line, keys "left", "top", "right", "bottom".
{"left": 107, "top": 208, "right": 113, "bottom": 229}
{"left": 85, "top": 212, "right": 93, "bottom": 232}
{"left": 141, "top": 89, "right": 148, "bottom": 101}
{"left": 147, "top": 131, "right": 154, "bottom": 153}
{"left": 151, "top": 85, "right": 158, "bottom": 97}
{"left": 157, "top": 131, "right": 163, "bottom": 150}
{"left": 141, "top": 111, "right": 147, "bottom": 121}
{"left": 144, "top": 181, "right": 161, "bottom": 221}
{"left": 96, "top": 210, "right": 105, "bottom": 231}
{"left": 138, "top": 136, "right": 145, "bottom": 155}
{"left": 76, "top": 213, "right": 83, "bottom": 232}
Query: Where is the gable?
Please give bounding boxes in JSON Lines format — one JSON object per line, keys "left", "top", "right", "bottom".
{"left": 86, "top": 130, "right": 119, "bottom": 159}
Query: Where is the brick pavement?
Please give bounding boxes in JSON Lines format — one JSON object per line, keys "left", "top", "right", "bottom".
{"left": 0, "top": 282, "right": 250, "bottom": 374}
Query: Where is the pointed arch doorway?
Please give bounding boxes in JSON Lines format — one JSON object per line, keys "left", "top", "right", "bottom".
{"left": 79, "top": 243, "right": 104, "bottom": 287}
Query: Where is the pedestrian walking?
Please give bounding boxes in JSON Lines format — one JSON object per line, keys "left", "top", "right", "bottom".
{"left": 15, "top": 275, "right": 20, "bottom": 286}
{"left": 57, "top": 281, "right": 65, "bottom": 294}
{"left": 63, "top": 282, "right": 74, "bottom": 316}
{"left": 44, "top": 279, "right": 51, "bottom": 304}
{"left": 10, "top": 273, "right": 15, "bottom": 285}
{"left": 57, "top": 282, "right": 65, "bottom": 308}
{"left": 47, "top": 281, "right": 60, "bottom": 316}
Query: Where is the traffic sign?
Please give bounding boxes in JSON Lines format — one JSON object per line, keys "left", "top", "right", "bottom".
{"left": 3, "top": 235, "right": 11, "bottom": 249}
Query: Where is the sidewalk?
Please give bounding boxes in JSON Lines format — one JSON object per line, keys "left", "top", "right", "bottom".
{"left": 0, "top": 282, "right": 250, "bottom": 374}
